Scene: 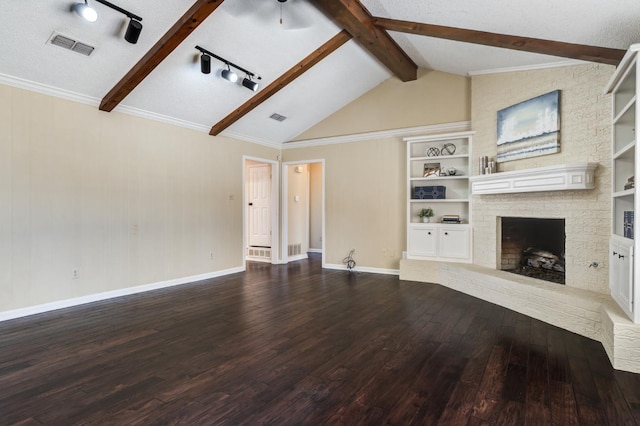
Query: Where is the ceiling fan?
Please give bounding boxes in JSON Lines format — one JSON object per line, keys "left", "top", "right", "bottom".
{"left": 224, "top": 0, "right": 312, "bottom": 30}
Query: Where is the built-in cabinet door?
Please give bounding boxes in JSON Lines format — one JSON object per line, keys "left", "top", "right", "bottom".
{"left": 439, "top": 227, "right": 470, "bottom": 259}
{"left": 610, "top": 238, "right": 634, "bottom": 315}
{"left": 408, "top": 226, "right": 438, "bottom": 257}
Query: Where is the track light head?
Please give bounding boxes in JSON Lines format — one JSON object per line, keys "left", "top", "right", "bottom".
{"left": 73, "top": 0, "right": 98, "bottom": 22}
{"left": 124, "top": 19, "right": 142, "bottom": 44}
{"left": 242, "top": 76, "right": 259, "bottom": 92}
{"left": 200, "top": 54, "right": 211, "bottom": 74}
{"left": 221, "top": 66, "right": 238, "bottom": 83}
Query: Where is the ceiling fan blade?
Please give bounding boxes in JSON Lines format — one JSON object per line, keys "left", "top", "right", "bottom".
{"left": 223, "top": 0, "right": 271, "bottom": 18}
{"left": 373, "top": 17, "right": 625, "bottom": 66}
{"left": 281, "top": 1, "right": 312, "bottom": 30}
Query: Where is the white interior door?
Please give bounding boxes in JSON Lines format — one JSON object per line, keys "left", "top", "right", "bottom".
{"left": 248, "top": 164, "right": 271, "bottom": 247}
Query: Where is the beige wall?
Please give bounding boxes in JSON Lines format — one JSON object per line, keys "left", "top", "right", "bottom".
{"left": 0, "top": 85, "right": 278, "bottom": 312}
{"left": 283, "top": 139, "right": 406, "bottom": 269}
{"left": 287, "top": 164, "right": 309, "bottom": 254}
{"left": 294, "top": 69, "right": 471, "bottom": 140}
{"left": 284, "top": 70, "right": 471, "bottom": 270}
{"left": 309, "top": 163, "right": 323, "bottom": 250}
{"left": 471, "top": 63, "right": 615, "bottom": 293}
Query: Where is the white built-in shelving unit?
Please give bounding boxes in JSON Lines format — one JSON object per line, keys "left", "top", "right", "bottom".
{"left": 404, "top": 131, "right": 474, "bottom": 262}
{"left": 605, "top": 44, "right": 640, "bottom": 323}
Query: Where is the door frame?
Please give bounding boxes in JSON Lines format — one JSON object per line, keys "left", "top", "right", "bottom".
{"left": 282, "top": 159, "right": 325, "bottom": 266}
{"left": 243, "top": 156, "right": 280, "bottom": 265}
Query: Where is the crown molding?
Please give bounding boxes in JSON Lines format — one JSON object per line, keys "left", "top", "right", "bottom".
{"left": 221, "top": 130, "right": 283, "bottom": 149}
{"left": 0, "top": 72, "right": 210, "bottom": 134}
{"left": 468, "top": 60, "right": 587, "bottom": 76}
{"left": 115, "top": 105, "right": 210, "bottom": 133}
{"left": 0, "top": 72, "right": 100, "bottom": 106}
{"left": 282, "top": 121, "right": 471, "bottom": 149}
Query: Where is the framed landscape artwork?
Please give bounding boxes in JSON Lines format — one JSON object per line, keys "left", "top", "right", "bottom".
{"left": 496, "top": 90, "right": 560, "bottom": 162}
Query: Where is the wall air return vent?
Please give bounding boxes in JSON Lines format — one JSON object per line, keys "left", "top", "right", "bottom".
{"left": 48, "top": 32, "right": 95, "bottom": 57}
{"left": 269, "top": 113, "right": 287, "bottom": 122}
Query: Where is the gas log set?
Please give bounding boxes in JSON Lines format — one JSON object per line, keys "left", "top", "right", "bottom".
{"left": 514, "top": 247, "right": 565, "bottom": 284}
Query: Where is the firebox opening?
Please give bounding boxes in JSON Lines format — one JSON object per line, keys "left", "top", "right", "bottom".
{"left": 500, "top": 217, "right": 566, "bottom": 285}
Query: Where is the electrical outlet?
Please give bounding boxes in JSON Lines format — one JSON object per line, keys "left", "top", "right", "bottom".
{"left": 72, "top": 269, "right": 79, "bottom": 279}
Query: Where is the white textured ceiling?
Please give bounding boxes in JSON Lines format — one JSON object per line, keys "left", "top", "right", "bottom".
{"left": 1, "top": 0, "right": 640, "bottom": 146}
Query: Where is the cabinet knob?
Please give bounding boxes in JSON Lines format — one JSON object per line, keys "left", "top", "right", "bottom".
{"left": 619, "top": 254, "right": 625, "bottom": 259}
{"left": 427, "top": 232, "right": 431, "bottom": 235}
{"left": 444, "top": 232, "right": 448, "bottom": 235}
{"left": 613, "top": 251, "right": 618, "bottom": 256}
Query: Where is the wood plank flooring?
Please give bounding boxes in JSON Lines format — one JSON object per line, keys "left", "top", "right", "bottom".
{"left": 1, "top": 254, "right": 640, "bottom": 425}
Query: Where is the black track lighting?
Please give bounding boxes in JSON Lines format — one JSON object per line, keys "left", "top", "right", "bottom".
{"left": 200, "top": 54, "right": 211, "bottom": 74}
{"left": 242, "top": 76, "right": 259, "bottom": 92}
{"left": 195, "top": 45, "right": 261, "bottom": 92}
{"left": 124, "top": 19, "right": 143, "bottom": 44}
{"left": 72, "top": 0, "right": 143, "bottom": 44}
{"left": 221, "top": 65, "right": 238, "bottom": 83}
{"left": 72, "top": 0, "right": 98, "bottom": 22}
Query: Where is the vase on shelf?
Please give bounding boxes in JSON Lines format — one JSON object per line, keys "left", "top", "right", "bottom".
{"left": 423, "top": 217, "right": 430, "bottom": 223}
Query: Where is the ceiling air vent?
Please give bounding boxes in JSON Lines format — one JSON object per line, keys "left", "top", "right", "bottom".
{"left": 48, "top": 32, "right": 95, "bottom": 57}
{"left": 269, "top": 113, "right": 287, "bottom": 122}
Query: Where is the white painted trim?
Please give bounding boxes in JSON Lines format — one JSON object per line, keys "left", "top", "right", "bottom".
{"left": 0, "top": 266, "right": 245, "bottom": 323}
{"left": 243, "top": 156, "right": 280, "bottom": 265}
{"left": 115, "top": 105, "right": 210, "bottom": 133}
{"left": 223, "top": 130, "right": 283, "bottom": 148}
{"left": 246, "top": 256, "right": 272, "bottom": 263}
{"left": 468, "top": 60, "right": 587, "bottom": 76}
{"left": 308, "top": 248, "right": 323, "bottom": 253}
{"left": 324, "top": 263, "right": 400, "bottom": 276}
{"left": 0, "top": 72, "right": 100, "bottom": 106}
{"left": 282, "top": 122, "right": 471, "bottom": 148}
{"left": 287, "top": 254, "right": 309, "bottom": 262}
{"left": 604, "top": 44, "right": 640, "bottom": 94}
{"left": 470, "top": 162, "right": 598, "bottom": 195}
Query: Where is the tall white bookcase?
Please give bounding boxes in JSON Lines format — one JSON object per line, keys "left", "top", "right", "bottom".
{"left": 404, "top": 131, "right": 474, "bottom": 262}
{"left": 605, "top": 44, "right": 640, "bottom": 323}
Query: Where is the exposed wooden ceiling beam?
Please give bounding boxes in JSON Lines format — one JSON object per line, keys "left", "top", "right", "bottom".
{"left": 100, "top": 0, "right": 226, "bottom": 112}
{"left": 374, "top": 17, "right": 626, "bottom": 66}
{"left": 210, "top": 30, "right": 352, "bottom": 136}
{"left": 309, "top": 0, "right": 417, "bottom": 82}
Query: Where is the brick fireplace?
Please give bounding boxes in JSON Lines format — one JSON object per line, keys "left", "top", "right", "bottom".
{"left": 500, "top": 217, "right": 566, "bottom": 284}
{"left": 470, "top": 162, "right": 607, "bottom": 293}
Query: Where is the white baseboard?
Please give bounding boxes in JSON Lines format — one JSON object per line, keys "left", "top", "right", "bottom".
{"left": 307, "top": 248, "right": 323, "bottom": 253}
{"left": 245, "top": 256, "right": 272, "bottom": 263}
{"left": 323, "top": 263, "right": 400, "bottom": 276}
{"left": 0, "top": 266, "right": 246, "bottom": 323}
{"left": 287, "top": 254, "right": 309, "bottom": 262}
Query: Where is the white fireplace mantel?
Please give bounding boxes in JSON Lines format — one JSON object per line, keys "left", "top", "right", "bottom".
{"left": 469, "top": 162, "right": 598, "bottom": 195}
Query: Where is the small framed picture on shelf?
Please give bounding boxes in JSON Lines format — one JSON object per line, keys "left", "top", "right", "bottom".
{"left": 423, "top": 162, "right": 441, "bottom": 177}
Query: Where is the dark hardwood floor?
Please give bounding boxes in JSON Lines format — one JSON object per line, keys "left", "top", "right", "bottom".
{"left": 1, "top": 254, "right": 640, "bottom": 425}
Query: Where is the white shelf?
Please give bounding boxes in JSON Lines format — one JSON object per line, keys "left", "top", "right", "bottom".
{"left": 613, "top": 141, "right": 636, "bottom": 160}
{"left": 410, "top": 176, "right": 468, "bottom": 181}
{"left": 470, "top": 162, "right": 597, "bottom": 195}
{"left": 410, "top": 199, "right": 469, "bottom": 203}
{"left": 613, "top": 96, "right": 636, "bottom": 124}
{"left": 613, "top": 189, "right": 635, "bottom": 198}
{"left": 410, "top": 154, "right": 469, "bottom": 161}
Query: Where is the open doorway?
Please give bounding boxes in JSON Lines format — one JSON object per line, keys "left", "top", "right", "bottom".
{"left": 282, "top": 160, "right": 325, "bottom": 266}
{"left": 244, "top": 156, "right": 279, "bottom": 264}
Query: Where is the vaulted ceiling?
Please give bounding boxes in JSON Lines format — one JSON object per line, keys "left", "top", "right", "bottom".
{"left": 2, "top": 0, "right": 638, "bottom": 147}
